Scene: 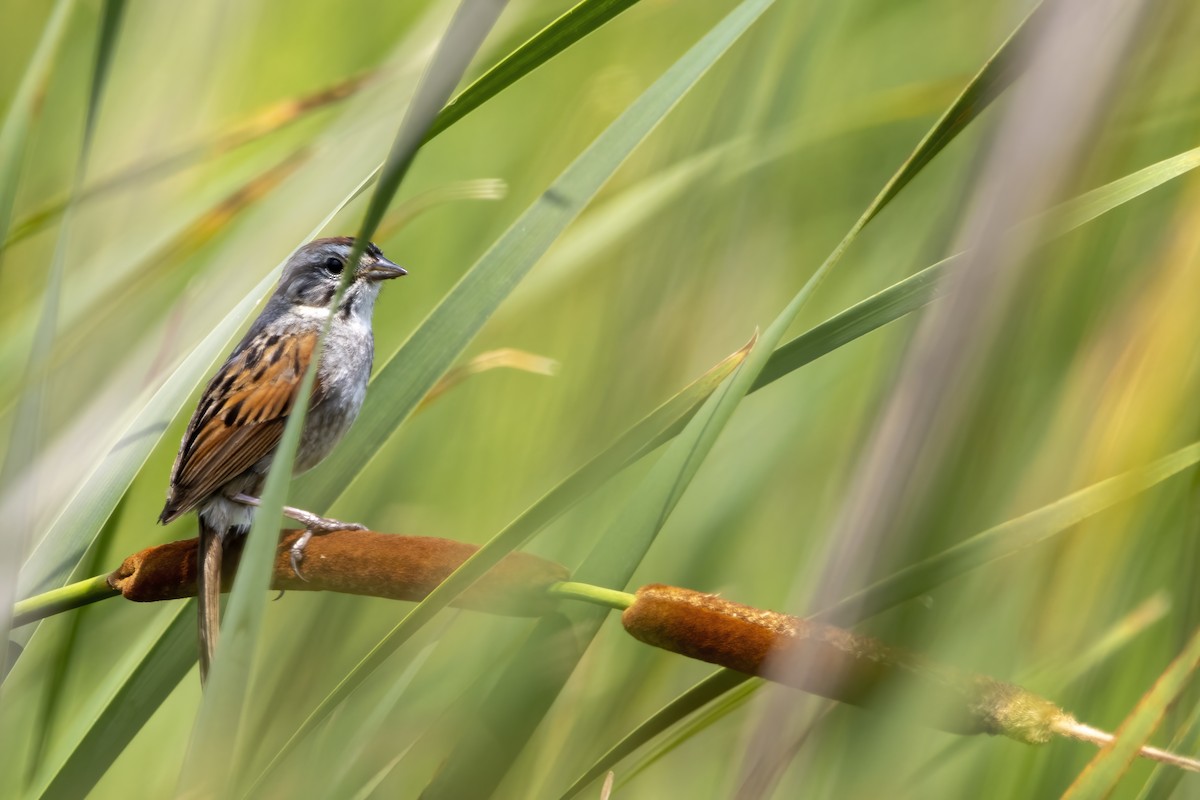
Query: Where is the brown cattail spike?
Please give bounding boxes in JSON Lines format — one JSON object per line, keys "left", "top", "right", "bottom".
{"left": 109, "top": 530, "right": 569, "bottom": 617}
{"left": 621, "top": 584, "right": 1064, "bottom": 743}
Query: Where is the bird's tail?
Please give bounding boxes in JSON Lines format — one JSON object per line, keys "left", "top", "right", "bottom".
{"left": 197, "top": 520, "right": 224, "bottom": 686}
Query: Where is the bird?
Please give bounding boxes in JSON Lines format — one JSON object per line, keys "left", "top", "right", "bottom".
{"left": 158, "top": 236, "right": 406, "bottom": 684}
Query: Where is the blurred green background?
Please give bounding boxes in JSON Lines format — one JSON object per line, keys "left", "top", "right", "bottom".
{"left": 3, "top": 0, "right": 1200, "bottom": 797}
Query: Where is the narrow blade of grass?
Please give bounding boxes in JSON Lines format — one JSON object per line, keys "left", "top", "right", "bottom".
{"left": 422, "top": 2, "right": 1040, "bottom": 796}
{"left": 22, "top": 497, "right": 127, "bottom": 793}
{"left": 814, "top": 442, "right": 1200, "bottom": 626}
{"left": 176, "top": 2, "right": 505, "bottom": 796}
{"left": 560, "top": 670, "right": 754, "bottom": 799}
{"left": 1, "top": 0, "right": 126, "bottom": 661}
{"left": 248, "top": 1, "right": 778, "bottom": 783}
{"left": 424, "top": 0, "right": 644, "bottom": 141}
{"left": 418, "top": 348, "right": 558, "bottom": 410}
{"left": 758, "top": 141, "right": 1200, "bottom": 391}
{"left": 0, "top": 0, "right": 75, "bottom": 254}
{"left": 2, "top": 71, "right": 371, "bottom": 251}
{"left": 5, "top": 0, "right": 640, "bottom": 253}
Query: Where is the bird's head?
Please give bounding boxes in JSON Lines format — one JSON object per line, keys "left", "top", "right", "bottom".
{"left": 277, "top": 236, "right": 406, "bottom": 319}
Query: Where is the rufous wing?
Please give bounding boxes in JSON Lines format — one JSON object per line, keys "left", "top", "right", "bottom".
{"left": 160, "top": 328, "right": 323, "bottom": 523}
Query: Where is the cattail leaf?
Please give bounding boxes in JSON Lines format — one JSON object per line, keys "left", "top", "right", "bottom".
{"left": 175, "top": 3, "right": 505, "bottom": 796}
{"left": 423, "top": 3, "right": 1046, "bottom": 797}
{"left": 815, "top": 441, "right": 1200, "bottom": 626}
{"left": 13, "top": 0, "right": 644, "bottom": 608}
{"left": 2, "top": 0, "right": 641, "bottom": 252}
{"left": 1, "top": 0, "right": 126, "bottom": 657}
{"left": 0, "top": 0, "right": 75, "bottom": 254}
{"left": 425, "top": 0, "right": 645, "bottom": 141}
{"left": 759, "top": 141, "right": 1200, "bottom": 391}
{"left": 559, "top": 669, "right": 754, "bottom": 799}
{"left": 248, "top": 0, "right": 776, "bottom": 788}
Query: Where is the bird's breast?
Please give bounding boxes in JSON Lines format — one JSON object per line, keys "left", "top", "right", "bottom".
{"left": 295, "top": 320, "right": 373, "bottom": 473}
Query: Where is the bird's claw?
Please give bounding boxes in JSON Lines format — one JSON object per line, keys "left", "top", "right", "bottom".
{"left": 290, "top": 528, "right": 314, "bottom": 581}
{"left": 286, "top": 515, "right": 364, "bottom": 580}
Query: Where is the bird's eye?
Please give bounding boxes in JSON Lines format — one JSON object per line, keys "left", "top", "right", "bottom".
{"left": 324, "top": 256, "right": 344, "bottom": 275}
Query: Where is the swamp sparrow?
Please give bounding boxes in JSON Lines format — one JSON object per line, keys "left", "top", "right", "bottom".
{"left": 159, "top": 236, "right": 405, "bottom": 683}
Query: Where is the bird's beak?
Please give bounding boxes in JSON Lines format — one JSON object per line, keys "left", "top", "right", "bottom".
{"left": 362, "top": 257, "right": 408, "bottom": 282}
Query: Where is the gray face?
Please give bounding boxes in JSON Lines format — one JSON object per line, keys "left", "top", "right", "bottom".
{"left": 278, "top": 237, "right": 406, "bottom": 316}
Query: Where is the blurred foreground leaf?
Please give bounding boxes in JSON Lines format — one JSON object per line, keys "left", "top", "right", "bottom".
{"left": 816, "top": 442, "right": 1200, "bottom": 626}
{"left": 0, "top": 0, "right": 74, "bottom": 254}
{"left": 251, "top": 0, "right": 777, "bottom": 787}
{"left": 425, "top": 2, "right": 1049, "bottom": 796}
{"left": 176, "top": 2, "right": 506, "bottom": 796}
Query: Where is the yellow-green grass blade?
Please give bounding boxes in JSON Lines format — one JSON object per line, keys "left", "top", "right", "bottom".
{"left": 248, "top": 1, "right": 777, "bottom": 788}
{"left": 1, "top": 72, "right": 368, "bottom": 253}
{"left": 424, "top": 0, "right": 643, "bottom": 142}
{"left": 815, "top": 441, "right": 1200, "bottom": 627}
{"left": 338, "top": 0, "right": 509, "bottom": 276}
{"left": 758, "top": 141, "right": 1200, "bottom": 391}
{"left": 1, "top": 0, "right": 127, "bottom": 657}
{"left": 617, "top": 675, "right": 762, "bottom": 790}
{"left": 426, "top": 5, "right": 1047, "bottom": 794}
{"left": 0, "top": 0, "right": 75, "bottom": 258}
{"left": 21, "top": 496, "right": 127, "bottom": 793}
{"left": 175, "top": 3, "right": 505, "bottom": 796}
{"left": 0, "top": 151, "right": 310, "bottom": 408}
{"left": 2, "top": 0, "right": 642, "bottom": 255}
{"left": 0, "top": 0, "right": 73, "bottom": 250}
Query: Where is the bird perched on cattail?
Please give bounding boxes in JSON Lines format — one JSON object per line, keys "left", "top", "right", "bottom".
{"left": 159, "top": 236, "right": 406, "bottom": 683}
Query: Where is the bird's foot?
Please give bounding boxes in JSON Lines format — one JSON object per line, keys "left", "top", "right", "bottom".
{"left": 229, "top": 493, "right": 366, "bottom": 580}
{"left": 287, "top": 512, "right": 366, "bottom": 580}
